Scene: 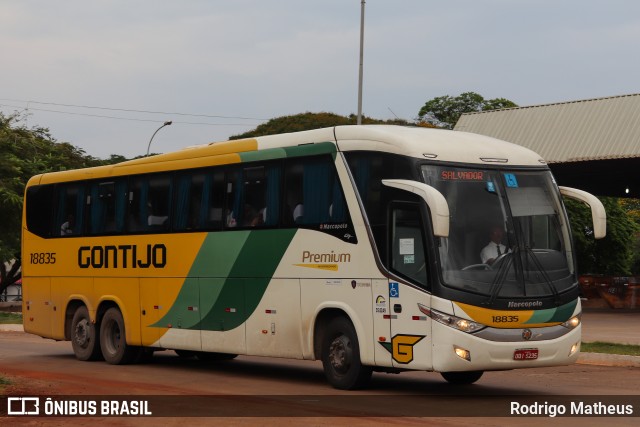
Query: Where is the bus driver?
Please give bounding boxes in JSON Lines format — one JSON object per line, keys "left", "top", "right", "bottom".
{"left": 480, "top": 225, "right": 508, "bottom": 265}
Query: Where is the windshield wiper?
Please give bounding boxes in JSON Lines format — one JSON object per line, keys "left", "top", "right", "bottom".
{"left": 484, "top": 246, "right": 561, "bottom": 306}
{"left": 524, "top": 246, "right": 560, "bottom": 305}
{"left": 484, "top": 250, "right": 515, "bottom": 306}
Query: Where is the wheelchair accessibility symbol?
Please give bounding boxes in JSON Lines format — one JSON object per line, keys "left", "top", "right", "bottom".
{"left": 389, "top": 282, "right": 399, "bottom": 298}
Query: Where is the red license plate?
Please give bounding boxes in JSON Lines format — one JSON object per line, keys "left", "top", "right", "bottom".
{"left": 513, "top": 349, "right": 539, "bottom": 360}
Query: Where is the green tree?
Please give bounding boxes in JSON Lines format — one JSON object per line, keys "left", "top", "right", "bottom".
{"left": 229, "top": 112, "right": 410, "bottom": 139}
{"left": 0, "top": 113, "right": 106, "bottom": 296}
{"left": 417, "top": 92, "right": 518, "bottom": 129}
{"left": 565, "top": 197, "right": 640, "bottom": 275}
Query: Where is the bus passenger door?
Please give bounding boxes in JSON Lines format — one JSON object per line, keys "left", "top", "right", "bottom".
{"left": 388, "top": 204, "right": 433, "bottom": 370}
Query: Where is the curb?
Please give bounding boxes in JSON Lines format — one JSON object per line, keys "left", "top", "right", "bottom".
{"left": 577, "top": 352, "right": 640, "bottom": 368}
{"left": 0, "top": 324, "right": 24, "bottom": 332}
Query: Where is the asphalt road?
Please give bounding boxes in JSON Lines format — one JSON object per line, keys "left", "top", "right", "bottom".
{"left": 0, "top": 330, "right": 639, "bottom": 426}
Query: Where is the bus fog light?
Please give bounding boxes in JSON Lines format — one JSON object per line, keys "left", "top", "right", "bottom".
{"left": 454, "top": 346, "right": 471, "bottom": 362}
{"left": 569, "top": 342, "right": 579, "bottom": 356}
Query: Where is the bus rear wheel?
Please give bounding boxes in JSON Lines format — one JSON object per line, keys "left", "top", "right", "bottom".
{"left": 100, "top": 307, "right": 137, "bottom": 365}
{"left": 321, "top": 316, "right": 372, "bottom": 390}
{"left": 71, "top": 306, "right": 101, "bottom": 361}
{"left": 441, "top": 370, "right": 484, "bottom": 384}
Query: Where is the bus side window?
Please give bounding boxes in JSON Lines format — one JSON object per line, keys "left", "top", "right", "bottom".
{"left": 128, "top": 174, "right": 171, "bottom": 233}
{"left": 204, "top": 170, "right": 225, "bottom": 229}
{"left": 173, "top": 170, "right": 225, "bottom": 231}
{"left": 55, "top": 183, "right": 86, "bottom": 237}
{"left": 284, "top": 155, "right": 347, "bottom": 227}
{"left": 87, "top": 180, "right": 126, "bottom": 235}
{"left": 173, "top": 173, "right": 204, "bottom": 231}
{"left": 26, "top": 184, "right": 54, "bottom": 238}
{"left": 284, "top": 163, "right": 303, "bottom": 225}
{"left": 243, "top": 166, "right": 267, "bottom": 227}
{"left": 225, "top": 169, "right": 241, "bottom": 228}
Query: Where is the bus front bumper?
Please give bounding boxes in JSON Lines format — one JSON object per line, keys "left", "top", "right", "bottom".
{"left": 431, "top": 321, "right": 581, "bottom": 373}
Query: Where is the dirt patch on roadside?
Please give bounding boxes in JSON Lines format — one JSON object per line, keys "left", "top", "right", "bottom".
{"left": 2, "top": 372, "right": 63, "bottom": 396}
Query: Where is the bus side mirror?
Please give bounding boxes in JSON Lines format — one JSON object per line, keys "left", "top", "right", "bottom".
{"left": 382, "top": 179, "right": 450, "bottom": 237}
{"left": 559, "top": 186, "right": 607, "bottom": 239}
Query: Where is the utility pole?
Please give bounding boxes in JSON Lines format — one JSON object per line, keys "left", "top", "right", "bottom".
{"left": 357, "top": 0, "right": 365, "bottom": 125}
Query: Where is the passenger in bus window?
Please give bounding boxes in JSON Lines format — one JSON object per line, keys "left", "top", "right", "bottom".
{"left": 147, "top": 203, "right": 168, "bottom": 227}
{"left": 480, "top": 225, "right": 508, "bottom": 265}
{"left": 242, "top": 204, "right": 258, "bottom": 227}
{"left": 293, "top": 203, "right": 304, "bottom": 223}
{"left": 226, "top": 209, "right": 237, "bottom": 227}
{"left": 251, "top": 207, "right": 267, "bottom": 227}
{"left": 60, "top": 214, "right": 75, "bottom": 236}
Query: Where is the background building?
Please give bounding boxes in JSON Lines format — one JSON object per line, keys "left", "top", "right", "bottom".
{"left": 454, "top": 93, "right": 640, "bottom": 198}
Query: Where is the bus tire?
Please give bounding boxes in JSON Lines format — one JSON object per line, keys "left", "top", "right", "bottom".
{"left": 70, "top": 306, "right": 102, "bottom": 361}
{"left": 321, "top": 316, "right": 372, "bottom": 390}
{"left": 441, "top": 370, "right": 483, "bottom": 385}
{"left": 100, "top": 307, "right": 136, "bottom": 365}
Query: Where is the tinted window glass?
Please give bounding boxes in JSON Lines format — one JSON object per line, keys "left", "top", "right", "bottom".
{"left": 128, "top": 174, "right": 171, "bottom": 233}
{"left": 26, "top": 184, "right": 54, "bottom": 238}
{"left": 87, "top": 179, "right": 127, "bottom": 235}
{"left": 55, "top": 183, "right": 86, "bottom": 237}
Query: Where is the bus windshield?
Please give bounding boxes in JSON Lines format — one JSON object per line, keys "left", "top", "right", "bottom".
{"left": 422, "top": 166, "right": 575, "bottom": 299}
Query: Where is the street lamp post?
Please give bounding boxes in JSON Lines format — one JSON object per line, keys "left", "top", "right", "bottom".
{"left": 146, "top": 121, "right": 172, "bottom": 156}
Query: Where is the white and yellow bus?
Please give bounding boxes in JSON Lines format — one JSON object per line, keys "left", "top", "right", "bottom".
{"left": 22, "top": 125, "right": 606, "bottom": 389}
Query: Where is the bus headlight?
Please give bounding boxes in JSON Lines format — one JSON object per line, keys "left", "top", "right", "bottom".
{"left": 418, "top": 304, "right": 486, "bottom": 333}
{"left": 561, "top": 314, "right": 581, "bottom": 330}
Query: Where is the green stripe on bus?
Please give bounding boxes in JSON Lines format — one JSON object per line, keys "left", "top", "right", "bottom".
{"left": 153, "top": 229, "right": 297, "bottom": 331}
{"left": 525, "top": 299, "right": 578, "bottom": 324}
{"left": 238, "top": 142, "right": 336, "bottom": 163}
{"left": 282, "top": 142, "right": 336, "bottom": 158}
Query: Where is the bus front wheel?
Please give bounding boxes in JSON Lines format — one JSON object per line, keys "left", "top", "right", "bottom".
{"left": 441, "top": 370, "right": 484, "bottom": 384}
{"left": 100, "top": 307, "right": 137, "bottom": 365}
{"left": 71, "top": 306, "right": 101, "bottom": 361}
{"left": 321, "top": 316, "right": 372, "bottom": 390}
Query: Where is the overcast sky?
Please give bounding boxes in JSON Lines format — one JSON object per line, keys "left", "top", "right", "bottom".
{"left": 1, "top": 0, "right": 639, "bottom": 159}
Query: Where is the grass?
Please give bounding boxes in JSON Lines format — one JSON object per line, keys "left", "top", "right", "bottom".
{"left": 582, "top": 341, "right": 640, "bottom": 357}
{"left": 0, "top": 312, "right": 23, "bottom": 324}
{"left": 0, "top": 375, "right": 12, "bottom": 393}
